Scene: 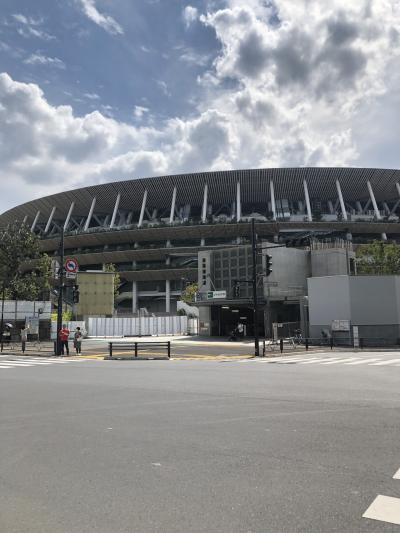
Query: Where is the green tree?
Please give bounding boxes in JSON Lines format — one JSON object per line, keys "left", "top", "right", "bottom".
{"left": 0, "top": 222, "right": 51, "bottom": 300}
{"left": 356, "top": 241, "right": 400, "bottom": 275}
{"left": 181, "top": 282, "right": 198, "bottom": 304}
{"left": 104, "top": 263, "right": 121, "bottom": 297}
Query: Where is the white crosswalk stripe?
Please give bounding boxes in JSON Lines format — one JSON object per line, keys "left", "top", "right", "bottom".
{"left": 235, "top": 354, "right": 400, "bottom": 368}
{"left": 0, "top": 356, "right": 84, "bottom": 371}
{"left": 368, "top": 358, "right": 400, "bottom": 366}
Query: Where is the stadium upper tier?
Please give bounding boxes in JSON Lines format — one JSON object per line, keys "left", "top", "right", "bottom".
{"left": 2, "top": 168, "right": 400, "bottom": 243}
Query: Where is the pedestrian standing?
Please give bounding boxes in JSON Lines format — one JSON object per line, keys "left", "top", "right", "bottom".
{"left": 74, "top": 327, "right": 83, "bottom": 355}
{"left": 20, "top": 326, "right": 28, "bottom": 353}
{"left": 59, "top": 324, "right": 70, "bottom": 355}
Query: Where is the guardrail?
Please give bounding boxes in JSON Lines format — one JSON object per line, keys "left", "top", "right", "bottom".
{"left": 263, "top": 336, "right": 400, "bottom": 355}
{"left": 106, "top": 341, "right": 171, "bottom": 360}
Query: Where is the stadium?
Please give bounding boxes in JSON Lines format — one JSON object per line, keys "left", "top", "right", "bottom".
{"left": 1, "top": 167, "right": 399, "bottom": 317}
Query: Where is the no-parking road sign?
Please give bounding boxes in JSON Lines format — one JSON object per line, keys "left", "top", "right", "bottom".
{"left": 64, "top": 257, "right": 79, "bottom": 278}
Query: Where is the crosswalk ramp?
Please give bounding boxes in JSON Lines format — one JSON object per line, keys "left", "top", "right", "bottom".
{"left": 236, "top": 353, "right": 400, "bottom": 368}
{"left": 0, "top": 356, "right": 84, "bottom": 370}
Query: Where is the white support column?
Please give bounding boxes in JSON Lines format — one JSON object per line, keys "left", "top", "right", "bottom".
{"left": 270, "top": 180, "right": 277, "bottom": 220}
{"left": 336, "top": 179, "right": 348, "bottom": 221}
{"left": 367, "top": 181, "right": 381, "bottom": 220}
{"left": 22, "top": 215, "right": 28, "bottom": 226}
{"left": 391, "top": 183, "right": 400, "bottom": 215}
{"left": 201, "top": 183, "right": 208, "bottom": 223}
{"left": 64, "top": 202, "right": 75, "bottom": 232}
{"left": 31, "top": 211, "right": 40, "bottom": 232}
{"left": 84, "top": 197, "right": 96, "bottom": 232}
{"left": 138, "top": 190, "right": 147, "bottom": 228}
{"left": 303, "top": 180, "right": 312, "bottom": 222}
{"left": 44, "top": 206, "right": 56, "bottom": 233}
{"left": 383, "top": 202, "right": 391, "bottom": 216}
{"left": 367, "top": 180, "right": 387, "bottom": 240}
{"left": 169, "top": 187, "right": 177, "bottom": 224}
{"left": 165, "top": 280, "right": 171, "bottom": 314}
{"left": 327, "top": 201, "right": 334, "bottom": 214}
{"left": 236, "top": 181, "right": 241, "bottom": 221}
{"left": 132, "top": 260, "right": 138, "bottom": 314}
{"left": 110, "top": 192, "right": 121, "bottom": 229}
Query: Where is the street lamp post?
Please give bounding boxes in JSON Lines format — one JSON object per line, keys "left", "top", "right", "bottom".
{"left": 0, "top": 283, "right": 5, "bottom": 353}
{"left": 56, "top": 227, "right": 64, "bottom": 356}
{"left": 251, "top": 218, "right": 260, "bottom": 357}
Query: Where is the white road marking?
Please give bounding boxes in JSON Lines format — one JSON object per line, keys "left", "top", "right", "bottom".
{"left": 276, "top": 358, "right": 314, "bottom": 364}
{"left": 0, "top": 360, "right": 53, "bottom": 365}
{"left": 319, "top": 357, "right": 359, "bottom": 365}
{"left": 297, "top": 358, "right": 329, "bottom": 364}
{"left": 0, "top": 362, "right": 36, "bottom": 367}
{"left": 368, "top": 359, "right": 400, "bottom": 366}
{"left": 363, "top": 495, "right": 400, "bottom": 525}
{"left": 393, "top": 468, "right": 400, "bottom": 480}
{"left": 343, "top": 358, "right": 382, "bottom": 365}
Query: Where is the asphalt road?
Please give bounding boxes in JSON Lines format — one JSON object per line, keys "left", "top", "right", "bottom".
{"left": 1, "top": 353, "right": 400, "bottom": 532}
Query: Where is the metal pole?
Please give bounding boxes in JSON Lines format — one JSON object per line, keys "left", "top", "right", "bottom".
{"left": 251, "top": 218, "right": 260, "bottom": 357}
{"left": 56, "top": 227, "right": 64, "bottom": 356}
{"left": 0, "top": 284, "right": 5, "bottom": 353}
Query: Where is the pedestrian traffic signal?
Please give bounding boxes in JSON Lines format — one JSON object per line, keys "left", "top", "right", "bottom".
{"left": 265, "top": 254, "right": 272, "bottom": 277}
{"left": 72, "top": 284, "right": 80, "bottom": 303}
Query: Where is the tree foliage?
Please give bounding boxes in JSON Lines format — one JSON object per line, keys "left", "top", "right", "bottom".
{"left": 356, "top": 241, "right": 400, "bottom": 275}
{"left": 181, "top": 282, "right": 198, "bottom": 304}
{"left": 0, "top": 222, "right": 52, "bottom": 300}
{"left": 104, "top": 263, "right": 121, "bottom": 297}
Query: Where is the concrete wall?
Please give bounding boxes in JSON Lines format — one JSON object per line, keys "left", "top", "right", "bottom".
{"left": 308, "top": 275, "right": 400, "bottom": 340}
{"left": 263, "top": 246, "right": 310, "bottom": 300}
{"left": 311, "top": 249, "right": 352, "bottom": 277}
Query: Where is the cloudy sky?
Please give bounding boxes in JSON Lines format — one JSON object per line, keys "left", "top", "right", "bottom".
{"left": 0, "top": 0, "right": 400, "bottom": 212}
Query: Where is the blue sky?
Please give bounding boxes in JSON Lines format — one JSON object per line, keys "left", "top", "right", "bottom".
{"left": 0, "top": 0, "right": 219, "bottom": 120}
{"left": 0, "top": 0, "right": 400, "bottom": 211}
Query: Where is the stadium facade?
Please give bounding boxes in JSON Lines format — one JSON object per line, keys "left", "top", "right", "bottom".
{"left": 1, "top": 167, "right": 400, "bottom": 317}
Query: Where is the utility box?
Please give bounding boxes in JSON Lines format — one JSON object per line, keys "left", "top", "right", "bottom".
{"left": 75, "top": 271, "right": 114, "bottom": 318}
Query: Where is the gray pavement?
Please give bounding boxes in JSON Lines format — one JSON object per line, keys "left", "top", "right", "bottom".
{"left": 1, "top": 352, "right": 400, "bottom": 532}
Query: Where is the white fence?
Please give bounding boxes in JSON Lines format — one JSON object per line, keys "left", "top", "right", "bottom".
{"left": 0, "top": 300, "right": 51, "bottom": 320}
{"left": 88, "top": 316, "right": 197, "bottom": 337}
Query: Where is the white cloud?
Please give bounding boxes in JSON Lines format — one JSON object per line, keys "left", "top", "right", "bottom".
{"left": 78, "top": 0, "right": 124, "bottom": 35}
{"left": 24, "top": 54, "right": 65, "bottom": 68}
{"left": 183, "top": 6, "right": 198, "bottom": 28}
{"left": 83, "top": 92, "right": 100, "bottom": 100}
{"left": 156, "top": 80, "right": 170, "bottom": 96}
{"left": 1, "top": 1, "right": 400, "bottom": 211}
{"left": 133, "top": 105, "right": 149, "bottom": 119}
{"left": 12, "top": 13, "right": 55, "bottom": 40}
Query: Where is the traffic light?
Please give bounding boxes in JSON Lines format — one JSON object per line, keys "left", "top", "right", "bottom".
{"left": 265, "top": 254, "right": 272, "bottom": 277}
{"left": 233, "top": 281, "right": 240, "bottom": 299}
{"left": 72, "top": 284, "right": 80, "bottom": 304}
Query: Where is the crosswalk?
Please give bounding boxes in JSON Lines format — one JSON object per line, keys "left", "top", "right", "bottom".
{"left": 236, "top": 353, "right": 400, "bottom": 368}
{"left": 0, "top": 355, "right": 84, "bottom": 370}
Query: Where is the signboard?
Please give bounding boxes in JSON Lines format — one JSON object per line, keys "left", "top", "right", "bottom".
{"left": 25, "top": 316, "right": 39, "bottom": 335}
{"left": 65, "top": 257, "right": 79, "bottom": 279}
{"left": 331, "top": 319, "right": 350, "bottom": 332}
{"left": 207, "top": 290, "right": 227, "bottom": 300}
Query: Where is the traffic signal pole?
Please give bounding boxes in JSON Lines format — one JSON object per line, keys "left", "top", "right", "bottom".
{"left": 56, "top": 227, "right": 64, "bottom": 356}
{"left": 251, "top": 218, "right": 260, "bottom": 357}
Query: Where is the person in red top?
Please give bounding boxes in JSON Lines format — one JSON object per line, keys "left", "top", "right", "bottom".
{"left": 59, "top": 325, "right": 70, "bottom": 355}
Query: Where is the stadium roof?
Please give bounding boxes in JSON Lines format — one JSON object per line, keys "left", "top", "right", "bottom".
{"left": 1, "top": 167, "right": 400, "bottom": 226}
